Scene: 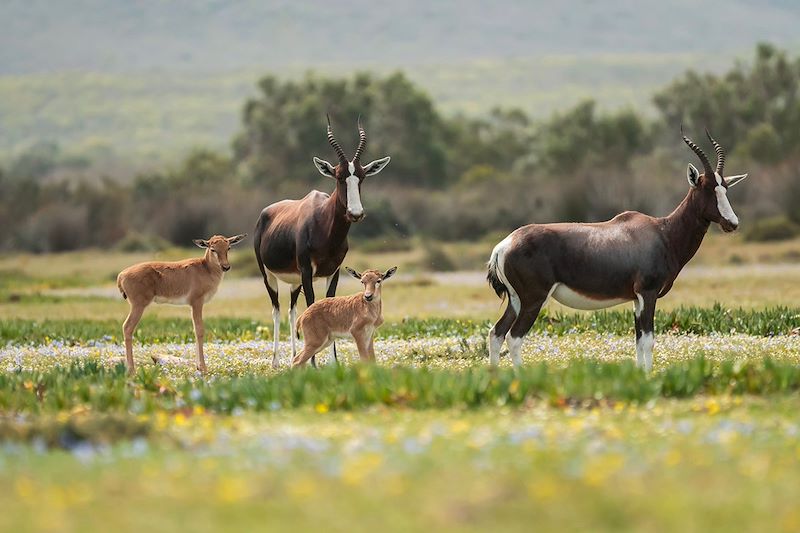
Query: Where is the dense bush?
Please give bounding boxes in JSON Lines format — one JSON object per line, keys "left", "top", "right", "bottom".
{"left": 3, "top": 44, "right": 800, "bottom": 251}
{"left": 742, "top": 216, "right": 800, "bottom": 242}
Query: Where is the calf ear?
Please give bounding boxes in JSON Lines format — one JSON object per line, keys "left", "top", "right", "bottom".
{"left": 687, "top": 163, "right": 700, "bottom": 188}
{"left": 362, "top": 156, "right": 391, "bottom": 176}
{"left": 344, "top": 267, "right": 362, "bottom": 280}
{"left": 724, "top": 173, "right": 748, "bottom": 188}
{"left": 227, "top": 233, "right": 248, "bottom": 246}
{"left": 382, "top": 266, "right": 398, "bottom": 280}
{"left": 313, "top": 157, "right": 336, "bottom": 178}
{"left": 193, "top": 239, "right": 209, "bottom": 248}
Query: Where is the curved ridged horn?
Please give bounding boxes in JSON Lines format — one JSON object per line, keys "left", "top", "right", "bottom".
{"left": 706, "top": 129, "right": 725, "bottom": 176}
{"left": 326, "top": 114, "right": 348, "bottom": 165}
{"left": 681, "top": 125, "right": 714, "bottom": 178}
{"left": 353, "top": 115, "right": 367, "bottom": 165}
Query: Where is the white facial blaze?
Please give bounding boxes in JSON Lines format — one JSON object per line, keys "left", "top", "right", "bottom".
{"left": 345, "top": 163, "right": 363, "bottom": 217}
{"left": 714, "top": 172, "right": 739, "bottom": 226}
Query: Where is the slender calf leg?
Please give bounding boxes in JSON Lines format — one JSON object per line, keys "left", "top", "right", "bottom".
{"left": 325, "top": 270, "right": 340, "bottom": 365}
{"left": 367, "top": 337, "right": 376, "bottom": 362}
{"left": 352, "top": 329, "right": 373, "bottom": 363}
{"left": 289, "top": 285, "right": 302, "bottom": 360}
{"left": 122, "top": 303, "right": 146, "bottom": 374}
{"left": 300, "top": 264, "right": 318, "bottom": 368}
{"left": 190, "top": 301, "right": 206, "bottom": 373}
{"left": 263, "top": 271, "right": 281, "bottom": 368}
{"left": 635, "top": 292, "right": 657, "bottom": 372}
{"left": 506, "top": 298, "right": 546, "bottom": 368}
{"left": 293, "top": 335, "right": 331, "bottom": 367}
{"left": 489, "top": 303, "right": 517, "bottom": 366}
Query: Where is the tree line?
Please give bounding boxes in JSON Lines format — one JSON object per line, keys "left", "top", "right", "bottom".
{"left": 2, "top": 43, "right": 799, "bottom": 253}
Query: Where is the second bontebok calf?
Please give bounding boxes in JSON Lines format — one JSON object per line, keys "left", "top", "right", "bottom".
{"left": 293, "top": 266, "right": 397, "bottom": 367}
{"left": 117, "top": 233, "right": 247, "bottom": 374}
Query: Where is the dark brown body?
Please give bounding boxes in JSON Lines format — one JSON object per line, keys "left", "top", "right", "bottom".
{"left": 487, "top": 131, "right": 747, "bottom": 371}
{"left": 253, "top": 117, "right": 391, "bottom": 368}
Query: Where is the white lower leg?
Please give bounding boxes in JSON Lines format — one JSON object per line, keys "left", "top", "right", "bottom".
{"left": 635, "top": 333, "right": 645, "bottom": 367}
{"left": 507, "top": 335, "right": 524, "bottom": 368}
{"left": 488, "top": 327, "right": 504, "bottom": 366}
{"left": 289, "top": 306, "right": 297, "bottom": 358}
{"left": 272, "top": 307, "right": 281, "bottom": 368}
{"left": 641, "top": 332, "right": 654, "bottom": 372}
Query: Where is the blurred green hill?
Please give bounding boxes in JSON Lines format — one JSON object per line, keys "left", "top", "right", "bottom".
{"left": 1, "top": 1, "right": 800, "bottom": 160}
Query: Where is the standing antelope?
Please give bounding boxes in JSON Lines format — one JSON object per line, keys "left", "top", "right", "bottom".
{"left": 487, "top": 130, "right": 748, "bottom": 371}
{"left": 117, "top": 234, "right": 247, "bottom": 374}
{"left": 254, "top": 116, "right": 391, "bottom": 368}
{"left": 293, "top": 266, "right": 397, "bottom": 367}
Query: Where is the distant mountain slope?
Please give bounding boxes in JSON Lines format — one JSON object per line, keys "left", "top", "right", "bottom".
{"left": 2, "top": 0, "right": 800, "bottom": 74}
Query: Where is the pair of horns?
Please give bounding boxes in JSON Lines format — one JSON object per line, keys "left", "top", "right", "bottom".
{"left": 682, "top": 126, "right": 725, "bottom": 177}
{"left": 327, "top": 115, "right": 367, "bottom": 166}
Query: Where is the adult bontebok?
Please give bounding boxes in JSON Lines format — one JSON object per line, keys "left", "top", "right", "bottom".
{"left": 486, "top": 130, "right": 748, "bottom": 371}
{"left": 254, "top": 116, "right": 391, "bottom": 368}
{"left": 293, "top": 267, "right": 397, "bottom": 367}
{"left": 117, "top": 234, "right": 247, "bottom": 374}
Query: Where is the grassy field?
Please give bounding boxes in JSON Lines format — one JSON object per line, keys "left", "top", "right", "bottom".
{"left": 1, "top": 240, "right": 799, "bottom": 531}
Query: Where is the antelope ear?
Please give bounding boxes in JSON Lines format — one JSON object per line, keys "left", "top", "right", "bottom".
{"left": 382, "top": 266, "right": 398, "bottom": 280}
{"left": 362, "top": 156, "right": 391, "bottom": 176}
{"left": 313, "top": 157, "right": 336, "bottom": 178}
{"left": 344, "top": 267, "right": 362, "bottom": 280}
{"left": 227, "top": 233, "right": 247, "bottom": 246}
{"left": 724, "top": 173, "right": 748, "bottom": 188}
{"left": 193, "top": 239, "right": 209, "bottom": 249}
{"left": 687, "top": 163, "right": 700, "bottom": 188}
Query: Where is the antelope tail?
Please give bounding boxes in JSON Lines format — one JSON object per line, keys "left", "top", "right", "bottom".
{"left": 116, "top": 274, "right": 127, "bottom": 300}
{"left": 486, "top": 245, "right": 507, "bottom": 301}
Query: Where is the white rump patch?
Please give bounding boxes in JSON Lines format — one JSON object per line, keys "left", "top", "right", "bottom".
{"left": 345, "top": 163, "right": 363, "bottom": 217}
{"left": 491, "top": 234, "right": 520, "bottom": 314}
{"left": 714, "top": 173, "right": 739, "bottom": 227}
{"left": 551, "top": 284, "right": 629, "bottom": 310}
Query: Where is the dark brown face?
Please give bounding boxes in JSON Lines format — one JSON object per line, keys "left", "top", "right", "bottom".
{"left": 313, "top": 156, "right": 392, "bottom": 223}
{"left": 687, "top": 164, "right": 740, "bottom": 233}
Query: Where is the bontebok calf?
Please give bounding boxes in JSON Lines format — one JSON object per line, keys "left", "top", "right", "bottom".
{"left": 117, "top": 234, "right": 247, "bottom": 374}
{"left": 293, "top": 266, "right": 397, "bottom": 367}
{"left": 487, "top": 130, "right": 748, "bottom": 371}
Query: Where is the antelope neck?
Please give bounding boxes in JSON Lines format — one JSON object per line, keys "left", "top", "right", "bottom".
{"left": 661, "top": 190, "right": 710, "bottom": 273}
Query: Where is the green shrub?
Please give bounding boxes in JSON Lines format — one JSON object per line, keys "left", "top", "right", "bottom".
{"left": 743, "top": 216, "right": 800, "bottom": 242}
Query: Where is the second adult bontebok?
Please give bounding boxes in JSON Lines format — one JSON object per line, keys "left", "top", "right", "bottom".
{"left": 486, "top": 129, "right": 748, "bottom": 371}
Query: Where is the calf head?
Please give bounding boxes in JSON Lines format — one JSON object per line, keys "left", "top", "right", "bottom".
{"left": 345, "top": 266, "right": 398, "bottom": 302}
{"left": 193, "top": 233, "right": 247, "bottom": 272}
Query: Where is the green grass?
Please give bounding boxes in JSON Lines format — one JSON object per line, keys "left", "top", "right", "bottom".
{"left": 2, "top": 357, "right": 800, "bottom": 417}
{"left": 1, "top": 305, "right": 797, "bottom": 345}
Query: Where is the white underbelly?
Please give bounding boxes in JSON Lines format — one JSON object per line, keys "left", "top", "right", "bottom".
{"left": 550, "top": 283, "right": 629, "bottom": 310}
{"left": 154, "top": 294, "right": 189, "bottom": 306}
{"left": 272, "top": 271, "right": 302, "bottom": 285}
{"left": 268, "top": 262, "right": 319, "bottom": 287}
